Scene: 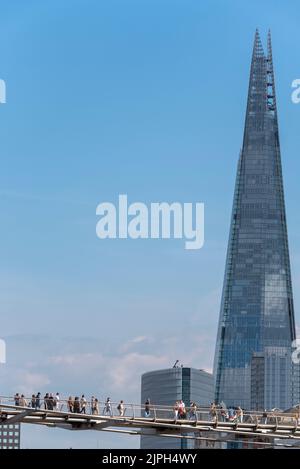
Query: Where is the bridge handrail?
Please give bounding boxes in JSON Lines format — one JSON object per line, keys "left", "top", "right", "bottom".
{"left": 0, "top": 395, "right": 299, "bottom": 424}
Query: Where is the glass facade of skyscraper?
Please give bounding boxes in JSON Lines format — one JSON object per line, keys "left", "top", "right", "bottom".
{"left": 213, "top": 31, "right": 297, "bottom": 411}
{"left": 140, "top": 367, "right": 213, "bottom": 449}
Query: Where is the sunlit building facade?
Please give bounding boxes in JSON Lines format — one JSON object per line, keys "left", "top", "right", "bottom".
{"left": 140, "top": 367, "right": 213, "bottom": 448}
{"left": 214, "top": 30, "right": 297, "bottom": 411}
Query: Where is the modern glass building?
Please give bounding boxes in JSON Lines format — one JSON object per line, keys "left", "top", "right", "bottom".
{"left": 140, "top": 367, "right": 213, "bottom": 449}
{"left": 213, "top": 30, "right": 297, "bottom": 411}
{"left": 0, "top": 424, "right": 20, "bottom": 449}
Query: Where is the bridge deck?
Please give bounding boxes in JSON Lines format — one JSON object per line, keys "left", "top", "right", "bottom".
{"left": 0, "top": 401, "right": 300, "bottom": 442}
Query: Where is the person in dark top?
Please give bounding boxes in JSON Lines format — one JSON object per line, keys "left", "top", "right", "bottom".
{"left": 48, "top": 393, "right": 54, "bottom": 410}
{"left": 73, "top": 396, "right": 80, "bottom": 413}
{"left": 31, "top": 394, "right": 36, "bottom": 409}
{"left": 44, "top": 393, "right": 49, "bottom": 410}
{"left": 14, "top": 393, "right": 20, "bottom": 406}
{"left": 36, "top": 392, "right": 41, "bottom": 409}
{"left": 262, "top": 411, "right": 268, "bottom": 425}
{"left": 144, "top": 398, "right": 151, "bottom": 417}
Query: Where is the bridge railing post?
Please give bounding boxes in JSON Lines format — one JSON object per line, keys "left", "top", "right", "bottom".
{"left": 131, "top": 404, "right": 135, "bottom": 419}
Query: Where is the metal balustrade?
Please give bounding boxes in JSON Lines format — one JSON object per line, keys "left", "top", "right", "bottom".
{"left": 0, "top": 395, "right": 299, "bottom": 444}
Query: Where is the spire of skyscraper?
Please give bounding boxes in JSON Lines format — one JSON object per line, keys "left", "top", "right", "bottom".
{"left": 213, "top": 30, "right": 296, "bottom": 410}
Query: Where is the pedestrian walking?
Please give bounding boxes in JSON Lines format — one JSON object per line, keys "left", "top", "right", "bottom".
{"left": 54, "top": 392, "right": 60, "bottom": 411}
{"left": 90, "top": 396, "right": 95, "bottom": 414}
{"left": 237, "top": 406, "right": 243, "bottom": 423}
{"left": 178, "top": 400, "right": 186, "bottom": 419}
{"left": 209, "top": 402, "right": 217, "bottom": 422}
{"left": 48, "top": 393, "right": 54, "bottom": 411}
{"left": 44, "top": 393, "right": 49, "bottom": 410}
{"left": 14, "top": 393, "right": 20, "bottom": 406}
{"left": 228, "top": 407, "right": 236, "bottom": 422}
{"left": 173, "top": 401, "right": 179, "bottom": 420}
{"left": 19, "top": 394, "right": 28, "bottom": 407}
{"left": 67, "top": 396, "right": 74, "bottom": 413}
{"left": 104, "top": 397, "right": 112, "bottom": 416}
{"left": 261, "top": 410, "right": 268, "bottom": 425}
{"left": 144, "top": 398, "right": 150, "bottom": 418}
{"left": 73, "top": 396, "right": 80, "bottom": 413}
{"left": 117, "top": 400, "right": 124, "bottom": 416}
{"left": 36, "top": 392, "right": 41, "bottom": 409}
{"left": 93, "top": 398, "right": 99, "bottom": 415}
{"left": 220, "top": 406, "right": 228, "bottom": 422}
{"left": 80, "top": 395, "right": 87, "bottom": 414}
{"left": 189, "top": 402, "right": 197, "bottom": 421}
{"left": 31, "top": 394, "right": 36, "bottom": 409}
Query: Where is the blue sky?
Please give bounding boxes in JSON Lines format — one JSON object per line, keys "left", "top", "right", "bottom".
{"left": 0, "top": 0, "right": 300, "bottom": 448}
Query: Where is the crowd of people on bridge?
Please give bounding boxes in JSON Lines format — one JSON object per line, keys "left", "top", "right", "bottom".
{"left": 144, "top": 399, "right": 246, "bottom": 423}
{"left": 13, "top": 392, "right": 246, "bottom": 422}
{"left": 144, "top": 398, "right": 253, "bottom": 423}
{"left": 11, "top": 392, "right": 276, "bottom": 424}
{"left": 209, "top": 403, "right": 244, "bottom": 423}
{"left": 14, "top": 392, "right": 61, "bottom": 411}
{"left": 13, "top": 392, "right": 126, "bottom": 416}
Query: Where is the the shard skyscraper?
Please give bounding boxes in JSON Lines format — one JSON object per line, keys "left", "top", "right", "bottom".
{"left": 213, "top": 30, "right": 297, "bottom": 411}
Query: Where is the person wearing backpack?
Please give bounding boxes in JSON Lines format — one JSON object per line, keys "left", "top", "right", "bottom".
{"left": 117, "top": 400, "right": 124, "bottom": 416}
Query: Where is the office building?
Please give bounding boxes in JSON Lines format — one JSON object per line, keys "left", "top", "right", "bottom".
{"left": 140, "top": 367, "right": 213, "bottom": 448}
{"left": 214, "top": 30, "right": 297, "bottom": 410}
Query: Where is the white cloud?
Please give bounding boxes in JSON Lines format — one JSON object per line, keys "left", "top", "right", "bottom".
{"left": 120, "top": 335, "right": 151, "bottom": 353}
{"left": 0, "top": 330, "right": 216, "bottom": 447}
{"left": 48, "top": 352, "right": 105, "bottom": 367}
{"left": 0, "top": 330, "right": 215, "bottom": 408}
{"left": 16, "top": 372, "right": 51, "bottom": 395}
{"left": 108, "top": 352, "right": 168, "bottom": 390}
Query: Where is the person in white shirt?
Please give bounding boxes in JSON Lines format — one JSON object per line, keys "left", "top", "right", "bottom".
{"left": 80, "top": 394, "right": 87, "bottom": 414}
{"left": 178, "top": 400, "right": 186, "bottom": 419}
{"left": 54, "top": 392, "right": 60, "bottom": 411}
{"left": 104, "top": 397, "right": 112, "bottom": 416}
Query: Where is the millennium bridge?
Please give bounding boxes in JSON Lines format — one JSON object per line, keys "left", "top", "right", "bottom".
{"left": 1, "top": 396, "right": 300, "bottom": 447}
